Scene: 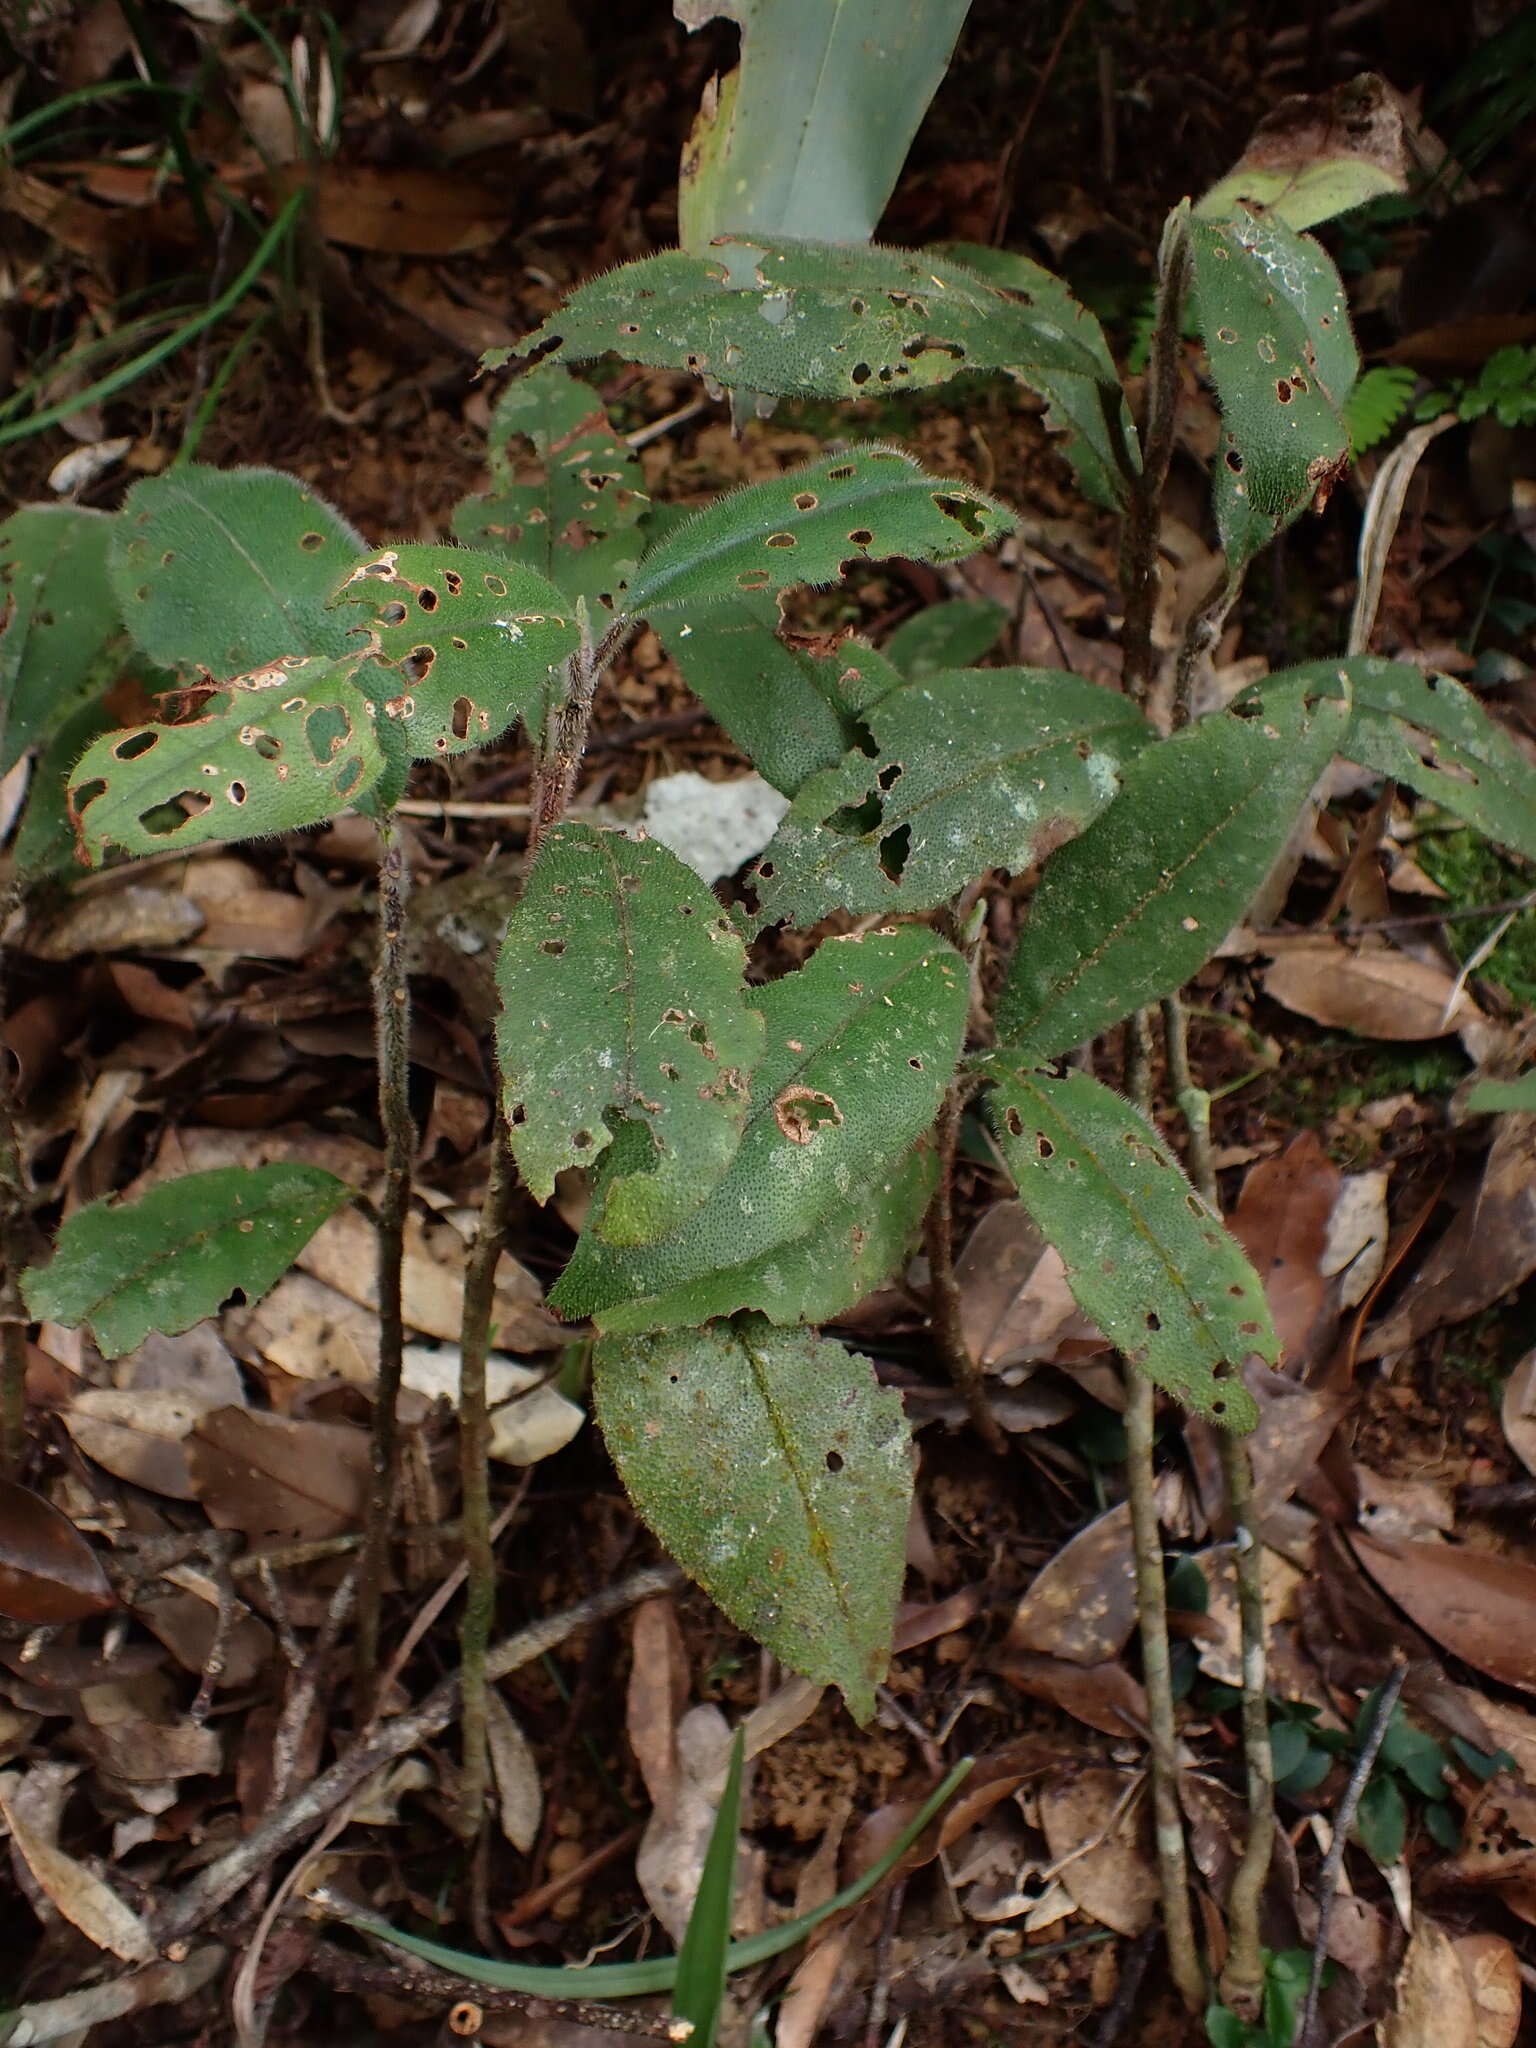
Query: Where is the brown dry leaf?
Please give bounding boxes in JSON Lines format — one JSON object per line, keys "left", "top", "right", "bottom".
{"left": 0, "top": 1764, "right": 154, "bottom": 1962}
{"left": 1501, "top": 1348, "right": 1536, "bottom": 1477}
{"left": 635, "top": 1703, "right": 733, "bottom": 1945}
{"left": 383, "top": 266, "right": 520, "bottom": 355}
{"left": 1453, "top": 1931, "right": 1523, "bottom": 2048}
{"left": 1228, "top": 1131, "right": 1340, "bottom": 1371}
{"left": 1353, "top": 1531, "right": 1536, "bottom": 1694}
{"left": 1361, "top": 1114, "right": 1536, "bottom": 1357}
{"left": 273, "top": 163, "right": 511, "bottom": 253}
{"left": 75, "top": 1678, "right": 222, "bottom": 1786}
{"left": 956, "top": 1202, "right": 1097, "bottom": 1369}
{"left": 1037, "top": 1768, "right": 1157, "bottom": 1935}
{"left": 998, "top": 1649, "right": 1146, "bottom": 1738}
{"left": 63, "top": 1388, "right": 215, "bottom": 1500}
{"left": 0, "top": 1478, "right": 114, "bottom": 1625}
{"left": 1005, "top": 1502, "right": 1136, "bottom": 1666}
{"left": 25, "top": 884, "right": 205, "bottom": 960}
{"left": 185, "top": 1409, "right": 370, "bottom": 1539}
{"left": 1443, "top": 1771, "right": 1536, "bottom": 1889}
{"left": 1263, "top": 938, "right": 1478, "bottom": 1039}
{"left": 627, "top": 1596, "right": 688, "bottom": 1822}
{"left": 486, "top": 1688, "right": 542, "bottom": 1854}
{"left": 1384, "top": 1915, "right": 1479, "bottom": 2048}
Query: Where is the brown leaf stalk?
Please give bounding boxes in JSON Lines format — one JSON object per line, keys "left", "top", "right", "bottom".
{"left": 924, "top": 1079, "right": 1007, "bottom": 1454}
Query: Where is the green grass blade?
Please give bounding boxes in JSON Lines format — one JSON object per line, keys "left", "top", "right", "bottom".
{"left": 672, "top": 1731, "right": 745, "bottom": 2047}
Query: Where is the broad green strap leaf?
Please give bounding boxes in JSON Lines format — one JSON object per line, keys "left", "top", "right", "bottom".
{"left": 452, "top": 364, "right": 649, "bottom": 611}
{"left": 1194, "top": 74, "right": 1408, "bottom": 232}
{"left": 0, "top": 506, "right": 122, "bottom": 772}
{"left": 623, "top": 445, "right": 1012, "bottom": 616}
{"left": 551, "top": 924, "right": 966, "bottom": 1322}
{"left": 750, "top": 667, "right": 1151, "bottom": 925}
{"left": 330, "top": 545, "right": 578, "bottom": 759}
{"left": 882, "top": 595, "right": 1007, "bottom": 679}
{"left": 348, "top": 1758, "right": 973, "bottom": 1995}
{"left": 68, "top": 657, "right": 385, "bottom": 863}
{"left": 596, "top": 1317, "right": 910, "bottom": 1718}
{"left": 983, "top": 1066, "right": 1270, "bottom": 1428}
{"left": 671, "top": 1729, "right": 743, "bottom": 2048}
{"left": 659, "top": 590, "right": 901, "bottom": 795}
{"left": 1187, "top": 211, "right": 1358, "bottom": 568}
{"left": 589, "top": 1140, "right": 934, "bottom": 1335}
{"left": 677, "top": 0, "right": 970, "bottom": 248}
{"left": 937, "top": 241, "right": 1140, "bottom": 508}
{"left": 21, "top": 1165, "right": 352, "bottom": 1358}
{"left": 496, "top": 824, "right": 765, "bottom": 1244}
{"left": 995, "top": 674, "right": 1350, "bottom": 1058}
{"left": 108, "top": 466, "right": 363, "bottom": 674}
{"left": 497, "top": 240, "right": 1137, "bottom": 493}
{"left": 1465, "top": 1076, "right": 1536, "bottom": 1112}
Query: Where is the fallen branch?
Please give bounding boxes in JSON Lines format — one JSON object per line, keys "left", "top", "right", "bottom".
{"left": 152, "top": 1562, "right": 683, "bottom": 1944}
{"left": 0, "top": 1946, "right": 224, "bottom": 2046}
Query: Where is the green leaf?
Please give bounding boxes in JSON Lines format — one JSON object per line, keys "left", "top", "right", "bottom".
{"left": 1466, "top": 1076, "right": 1536, "bottom": 1112}
{"left": 500, "top": 240, "right": 1138, "bottom": 499}
{"left": 1195, "top": 76, "right": 1408, "bottom": 232}
{"left": 671, "top": 1730, "right": 744, "bottom": 2048}
{"left": 658, "top": 590, "right": 896, "bottom": 796}
{"left": 108, "top": 466, "right": 363, "bottom": 674}
{"left": 1355, "top": 1771, "right": 1406, "bottom": 1867}
{"left": 995, "top": 674, "right": 1349, "bottom": 1058}
{"left": 552, "top": 924, "right": 966, "bottom": 1324}
{"left": 883, "top": 597, "right": 1007, "bottom": 680}
{"left": 1424, "top": 1801, "right": 1461, "bottom": 1851}
{"left": 935, "top": 241, "right": 1140, "bottom": 508}
{"left": 983, "top": 1065, "right": 1272, "bottom": 1428}
{"left": 13, "top": 695, "right": 119, "bottom": 878}
{"left": 1262, "top": 1949, "right": 1314, "bottom": 2048}
{"left": 329, "top": 545, "right": 579, "bottom": 760}
{"left": 750, "top": 666, "right": 1150, "bottom": 925}
{"left": 677, "top": 0, "right": 969, "bottom": 248}
{"left": 496, "top": 824, "right": 765, "bottom": 1244}
{"left": 1379, "top": 1711, "right": 1450, "bottom": 1801}
{"left": 1343, "top": 365, "right": 1418, "bottom": 454}
{"left": 68, "top": 656, "right": 386, "bottom": 863}
{"left": 588, "top": 1140, "right": 934, "bottom": 1336}
{"left": 1204, "top": 2004, "right": 1251, "bottom": 2048}
{"left": 0, "top": 506, "right": 123, "bottom": 772}
{"left": 349, "top": 1757, "right": 972, "bottom": 1996}
{"left": 452, "top": 364, "right": 649, "bottom": 611}
{"left": 1187, "top": 211, "right": 1358, "bottom": 567}
{"left": 21, "top": 1164, "right": 351, "bottom": 1358}
{"left": 1273, "top": 1743, "right": 1332, "bottom": 1800}
{"left": 1268, "top": 1719, "right": 1312, "bottom": 1782}
{"left": 596, "top": 1317, "right": 910, "bottom": 1718}
{"left": 622, "top": 445, "right": 1013, "bottom": 617}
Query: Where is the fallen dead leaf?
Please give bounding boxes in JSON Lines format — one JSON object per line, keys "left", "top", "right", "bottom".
{"left": 1384, "top": 1914, "right": 1479, "bottom": 2048}
{"left": 486, "top": 1688, "right": 542, "bottom": 1854}
{"left": 956, "top": 1201, "right": 1097, "bottom": 1369}
{"left": 186, "top": 1409, "right": 370, "bottom": 1539}
{"left": 1443, "top": 1771, "right": 1536, "bottom": 1890}
{"left": 0, "top": 1763, "right": 154, "bottom": 1963}
{"left": 1453, "top": 1931, "right": 1523, "bottom": 2048}
{"left": 1005, "top": 1502, "right": 1136, "bottom": 1666}
{"left": 272, "top": 163, "right": 511, "bottom": 254}
{"left": 635, "top": 1703, "right": 733, "bottom": 1945}
{"left": 1501, "top": 1349, "right": 1536, "bottom": 1478}
{"left": 1037, "top": 1767, "right": 1157, "bottom": 1936}
{"left": 1263, "top": 938, "right": 1478, "bottom": 1039}
{"left": 999, "top": 1648, "right": 1146, "bottom": 1737}
{"left": 627, "top": 1597, "right": 688, "bottom": 1824}
{"left": 63, "top": 1388, "right": 216, "bottom": 1501}
{"left": 1229, "top": 1131, "right": 1340, "bottom": 1370}
{"left": 1353, "top": 1531, "right": 1536, "bottom": 1695}
{"left": 0, "top": 1478, "right": 114, "bottom": 1625}
{"left": 1322, "top": 1168, "right": 1391, "bottom": 1309}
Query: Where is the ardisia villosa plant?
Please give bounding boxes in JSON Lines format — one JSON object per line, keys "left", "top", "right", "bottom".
{"left": 7, "top": 65, "right": 1536, "bottom": 2032}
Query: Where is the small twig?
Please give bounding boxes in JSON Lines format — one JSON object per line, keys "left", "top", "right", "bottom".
{"left": 269, "top": 1570, "right": 356, "bottom": 1816}
{"left": 356, "top": 818, "right": 417, "bottom": 1711}
{"left": 923, "top": 1081, "right": 1007, "bottom": 1455}
{"left": 456, "top": 1131, "right": 518, "bottom": 1842}
{"left": 0, "top": 1946, "right": 225, "bottom": 2047}
{"left": 1215, "top": 1432, "right": 1273, "bottom": 2023}
{"left": 1092, "top": 1925, "right": 1159, "bottom": 2048}
{"left": 151, "top": 1563, "right": 683, "bottom": 1944}
{"left": 1257, "top": 890, "right": 1536, "bottom": 939}
{"left": 988, "top": 0, "right": 1090, "bottom": 244}
{"left": 499, "top": 1823, "right": 645, "bottom": 1930}
{"left": 304, "top": 1939, "right": 676, "bottom": 2038}
{"left": 1296, "top": 1661, "right": 1406, "bottom": 2048}
{"left": 862, "top": 1877, "right": 907, "bottom": 2048}
{"left": 1161, "top": 995, "right": 1215, "bottom": 1206}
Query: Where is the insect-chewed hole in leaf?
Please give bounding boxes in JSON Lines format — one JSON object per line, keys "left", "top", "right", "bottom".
{"left": 482, "top": 573, "right": 507, "bottom": 597}
{"left": 907, "top": 1056, "right": 923, "bottom": 1070}
{"left": 573, "top": 1129, "right": 593, "bottom": 1149}
{"left": 851, "top": 364, "right": 872, "bottom": 386}
{"left": 141, "top": 790, "right": 211, "bottom": 836}
{"left": 877, "top": 762, "right": 902, "bottom": 793}
{"left": 827, "top": 463, "right": 856, "bottom": 481}
{"left": 380, "top": 600, "right": 408, "bottom": 626}
{"left": 765, "top": 532, "right": 797, "bottom": 549}
{"left": 1225, "top": 447, "right": 1245, "bottom": 474}
{"left": 679, "top": 903, "right": 695, "bottom": 916}
{"left": 756, "top": 860, "right": 774, "bottom": 879}
{"left": 687, "top": 1020, "right": 712, "bottom": 1049}
{"left": 932, "top": 492, "right": 985, "bottom": 537}
{"left": 509, "top": 1103, "right": 527, "bottom": 1125}
{"left": 251, "top": 732, "right": 282, "bottom": 761}
{"left": 1187, "top": 1194, "right": 1206, "bottom": 1217}
{"left": 299, "top": 531, "right": 326, "bottom": 553}
{"left": 660, "top": 1062, "right": 678, "bottom": 1080}
{"left": 850, "top": 298, "right": 867, "bottom": 315}
{"left": 304, "top": 703, "right": 352, "bottom": 764}
{"left": 114, "top": 730, "right": 158, "bottom": 762}
{"left": 416, "top": 586, "right": 439, "bottom": 612}
{"left": 1215, "top": 327, "right": 1237, "bottom": 344}
{"left": 876, "top": 823, "right": 911, "bottom": 883}
{"left": 1276, "top": 380, "right": 1294, "bottom": 404}
{"left": 402, "top": 646, "right": 435, "bottom": 684}
{"left": 451, "top": 696, "right": 474, "bottom": 741}
{"left": 825, "top": 1449, "right": 845, "bottom": 1473}
{"left": 737, "top": 570, "right": 771, "bottom": 591}
{"left": 135, "top": 584, "right": 151, "bottom": 602}
{"left": 793, "top": 491, "right": 819, "bottom": 512}
{"left": 1257, "top": 337, "right": 1277, "bottom": 364}
{"left": 1146, "top": 1311, "right": 1161, "bottom": 1332}
{"left": 620, "top": 872, "right": 642, "bottom": 891}
{"left": 159, "top": 549, "right": 175, "bottom": 568}
{"left": 541, "top": 939, "right": 565, "bottom": 955}
{"left": 848, "top": 527, "right": 874, "bottom": 547}
{"left": 1036, "top": 1134, "right": 1055, "bottom": 1160}
{"left": 337, "top": 754, "right": 366, "bottom": 797}
{"left": 1003, "top": 1107, "right": 1023, "bottom": 1136}
{"left": 228, "top": 781, "right": 247, "bottom": 805}
{"left": 774, "top": 1085, "right": 843, "bottom": 1144}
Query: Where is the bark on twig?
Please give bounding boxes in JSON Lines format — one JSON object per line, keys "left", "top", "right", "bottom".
{"left": 0, "top": 1947, "right": 225, "bottom": 2046}
{"left": 1215, "top": 1430, "right": 1274, "bottom": 2022}
{"left": 924, "top": 1082, "right": 1006, "bottom": 1454}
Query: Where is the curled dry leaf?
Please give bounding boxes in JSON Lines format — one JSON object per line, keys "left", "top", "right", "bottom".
{"left": 1228, "top": 1130, "right": 1340, "bottom": 1371}
{"left": 63, "top": 1387, "right": 216, "bottom": 1501}
{"left": 1263, "top": 938, "right": 1479, "bottom": 1040}
{"left": 1383, "top": 1914, "right": 1479, "bottom": 2048}
{"left": 1501, "top": 1348, "right": 1536, "bottom": 1479}
{"left": 0, "top": 1477, "right": 114, "bottom": 1625}
{"left": 998, "top": 1649, "right": 1147, "bottom": 1739}
{"left": 1442, "top": 1771, "right": 1536, "bottom": 1890}
{"left": 1353, "top": 1531, "right": 1536, "bottom": 1695}
{"left": 634, "top": 1703, "right": 734, "bottom": 1945}
{"left": 485, "top": 1689, "right": 542, "bottom": 1854}
{"left": 955, "top": 1200, "right": 1098, "bottom": 1369}
{"left": 627, "top": 1596, "right": 689, "bottom": 1822}
{"left": 1037, "top": 1767, "right": 1158, "bottom": 1936}
{"left": 0, "top": 1765, "right": 154, "bottom": 1963}
{"left": 1005, "top": 1501, "right": 1136, "bottom": 1666}
{"left": 1453, "top": 1932, "right": 1523, "bottom": 2048}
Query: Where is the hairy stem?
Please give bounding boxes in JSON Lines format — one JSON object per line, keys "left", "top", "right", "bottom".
{"left": 530, "top": 606, "right": 616, "bottom": 855}
{"left": 455, "top": 1131, "right": 518, "bottom": 1841}
{"left": 1216, "top": 1428, "right": 1273, "bottom": 2021}
{"left": 1161, "top": 995, "right": 1215, "bottom": 1204}
{"left": 0, "top": 885, "right": 33, "bottom": 1477}
{"left": 924, "top": 1082, "right": 1006, "bottom": 1455}
{"left": 1120, "top": 210, "right": 1191, "bottom": 706}
{"left": 356, "top": 819, "right": 416, "bottom": 1709}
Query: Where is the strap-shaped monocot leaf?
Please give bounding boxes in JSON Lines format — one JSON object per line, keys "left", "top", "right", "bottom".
{"left": 622, "top": 445, "right": 1012, "bottom": 617}
{"left": 499, "top": 239, "right": 1137, "bottom": 497}
{"left": 68, "top": 655, "right": 385, "bottom": 863}
{"left": 108, "top": 466, "right": 363, "bottom": 675}
{"left": 995, "top": 672, "right": 1350, "bottom": 1059}
{"left": 330, "top": 544, "right": 578, "bottom": 758}
{"left": 984, "top": 1065, "right": 1271, "bottom": 1429}
{"left": 0, "top": 506, "right": 123, "bottom": 773}
{"left": 595, "top": 1317, "right": 910, "bottom": 1719}
{"left": 1187, "top": 209, "right": 1358, "bottom": 568}
{"left": 749, "top": 666, "right": 1152, "bottom": 925}
{"left": 452, "top": 363, "right": 649, "bottom": 611}
{"left": 497, "top": 824, "right": 765, "bottom": 1245}
{"left": 551, "top": 924, "right": 966, "bottom": 1324}
{"left": 22, "top": 1164, "right": 352, "bottom": 1358}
